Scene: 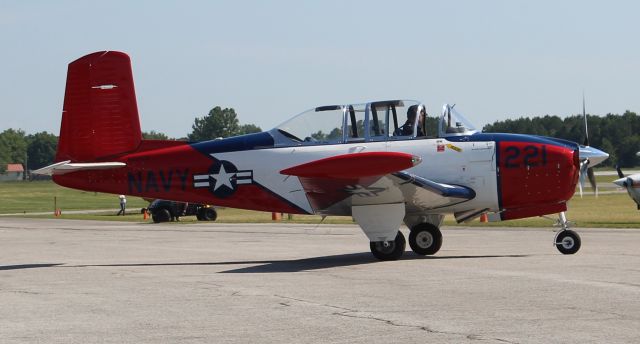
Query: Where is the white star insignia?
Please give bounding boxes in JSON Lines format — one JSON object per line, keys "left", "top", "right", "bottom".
{"left": 211, "top": 164, "right": 235, "bottom": 191}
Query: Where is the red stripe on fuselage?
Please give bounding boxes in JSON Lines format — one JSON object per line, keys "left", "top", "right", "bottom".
{"left": 53, "top": 143, "right": 308, "bottom": 214}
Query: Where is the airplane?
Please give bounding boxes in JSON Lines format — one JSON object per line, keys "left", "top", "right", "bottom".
{"left": 613, "top": 166, "right": 640, "bottom": 209}
{"left": 35, "top": 51, "right": 610, "bottom": 260}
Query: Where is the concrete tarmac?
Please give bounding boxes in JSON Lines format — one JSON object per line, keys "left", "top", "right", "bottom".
{"left": 1, "top": 218, "right": 639, "bottom": 344}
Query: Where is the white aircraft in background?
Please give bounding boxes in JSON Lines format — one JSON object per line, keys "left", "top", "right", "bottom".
{"left": 614, "top": 166, "right": 640, "bottom": 209}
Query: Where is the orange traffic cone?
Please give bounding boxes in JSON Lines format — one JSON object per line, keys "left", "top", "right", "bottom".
{"left": 272, "top": 212, "right": 282, "bottom": 221}
{"left": 480, "top": 213, "right": 488, "bottom": 223}
{"left": 143, "top": 210, "right": 149, "bottom": 220}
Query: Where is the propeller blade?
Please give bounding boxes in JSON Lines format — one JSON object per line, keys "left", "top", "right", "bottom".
{"left": 583, "top": 92, "right": 589, "bottom": 147}
{"left": 587, "top": 167, "right": 597, "bottom": 197}
{"left": 616, "top": 165, "right": 625, "bottom": 178}
{"left": 578, "top": 177, "right": 584, "bottom": 198}
{"left": 624, "top": 178, "right": 634, "bottom": 201}
{"left": 578, "top": 159, "right": 589, "bottom": 198}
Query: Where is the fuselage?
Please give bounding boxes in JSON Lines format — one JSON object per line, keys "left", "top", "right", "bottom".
{"left": 53, "top": 131, "right": 579, "bottom": 221}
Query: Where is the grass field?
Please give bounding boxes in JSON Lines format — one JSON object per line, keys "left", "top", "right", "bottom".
{"left": 1, "top": 180, "right": 639, "bottom": 228}
{"left": 0, "top": 181, "right": 148, "bottom": 214}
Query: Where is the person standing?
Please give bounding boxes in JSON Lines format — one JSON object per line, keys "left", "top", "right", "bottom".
{"left": 117, "top": 195, "right": 127, "bottom": 216}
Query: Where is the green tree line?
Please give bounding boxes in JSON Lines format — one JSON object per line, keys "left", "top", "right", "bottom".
{"left": 483, "top": 110, "right": 639, "bottom": 167}
{"left": 188, "top": 106, "right": 261, "bottom": 141}
{"left": 0, "top": 129, "right": 58, "bottom": 173}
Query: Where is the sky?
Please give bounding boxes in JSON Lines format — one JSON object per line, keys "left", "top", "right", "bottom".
{"left": 1, "top": 0, "right": 639, "bottom": 138}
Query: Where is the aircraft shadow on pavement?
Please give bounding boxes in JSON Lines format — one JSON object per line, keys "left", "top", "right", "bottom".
{"left": 219, "top": 253, "right": 530, "bottom": 273}
{"left": 1, "top": 254, "right": 529, "bottom": 273}
{"left": 0, "top": 263, "right": 63, "bottom": 271}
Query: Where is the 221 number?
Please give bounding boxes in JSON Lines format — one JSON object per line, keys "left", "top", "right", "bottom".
{"left": 504, "top": 145, "right": 547, "bottom": 168}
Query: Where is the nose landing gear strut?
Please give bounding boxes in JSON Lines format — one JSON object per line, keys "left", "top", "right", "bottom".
{"left": 554, "top": 212, "right": 581, "bottom": 254}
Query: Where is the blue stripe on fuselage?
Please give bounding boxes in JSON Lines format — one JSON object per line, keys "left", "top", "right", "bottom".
{"left": 446, "top": 133, "right": 579, "bottom": 150}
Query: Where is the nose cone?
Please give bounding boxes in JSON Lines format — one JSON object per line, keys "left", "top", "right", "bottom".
{"left": 579, "top": 145, "right": 609, "bottom": 167}
{"left": 613, "top": 177, "right": 626, "bottom": 187}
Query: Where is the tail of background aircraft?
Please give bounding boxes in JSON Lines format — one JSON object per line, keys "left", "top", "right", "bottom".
{"left": 56, "top": 51, "right": 142, "bottom": 162}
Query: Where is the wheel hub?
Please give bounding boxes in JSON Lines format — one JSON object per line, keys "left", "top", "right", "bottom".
{"left": 376, "top": 241, "right": 395, "bottom": 254}
{"left": 561, "top": 237, "right": 575, "bottom": 249}
{"left": 416, "top": 231, "right": 433, "bottom": 249}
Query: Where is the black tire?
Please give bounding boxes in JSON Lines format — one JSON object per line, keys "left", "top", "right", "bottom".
{"left": 555, "top": 230, "right": 581, "bottom": 254}
{"left": 409, "top": 223, "right": 443, "bottom": 255}
{"left": 369, "top": 231, "right": 406, "bottom": 261}
{"left": 151, "top": 208, "right": 171, "bottom": 223}
{"left": 195, "top": 212, "right": 203, "bottom": 221}
{"left": 199, "top": 208, "right": 217, "bottom": 221}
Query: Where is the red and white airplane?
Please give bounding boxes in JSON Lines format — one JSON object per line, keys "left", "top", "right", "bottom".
{"left": 36, "top": 51, "right": 609, "bottom": 260}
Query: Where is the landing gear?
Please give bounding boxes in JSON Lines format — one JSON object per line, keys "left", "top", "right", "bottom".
{"left": 370, "top": 231, "right": 406, "bottom": 261}
{"left": 151, "top": 208, "right": 171, "bottom": 223}
{"left": 554, "top": 212, "right": 581, "bottom": 254}
{"left": 197, "top": 207, "right": 217, "bottom": 221}
{"left": 555, "top": 230, "right": 581, "bottom": 254}
{"left": 408, "top": 223, "right": 442, "bottom": 255}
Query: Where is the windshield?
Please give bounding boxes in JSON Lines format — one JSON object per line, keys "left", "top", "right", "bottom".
{"left": 438, "top": 104, "right": 477, "bottom": 137}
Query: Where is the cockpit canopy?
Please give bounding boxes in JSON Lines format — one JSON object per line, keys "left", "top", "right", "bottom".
{"left": 271, "top": 99, "right": 477, "bottom": 146}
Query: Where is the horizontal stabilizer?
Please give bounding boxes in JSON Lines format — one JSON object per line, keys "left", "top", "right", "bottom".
{"left": 32, "top": 160, "right": 126, "bottom": 176}
{"left": 281, "top": 152, "right": 421, "bottom": 178}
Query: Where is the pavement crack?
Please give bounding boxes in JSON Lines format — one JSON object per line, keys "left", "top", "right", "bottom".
{"left": 273, "top": 294, "right": 355, "bottom": 312}
{"left": 467, "top": 334, "right": 520, "bottom": 343}
{"left": 334, "top": 310, "right": 438, "bottom": 333}
{"left": 274, "top": 294, "right": 519, "bottom": 343}
{"left": 4, "top": 289, "right": 44, "bottom": 295}
{"left": 334, "top": 311, "right": 519, "bottom": 343}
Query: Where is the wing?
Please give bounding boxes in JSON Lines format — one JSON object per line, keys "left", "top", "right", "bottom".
{"left": 280, "top": 152, "right": 475, "bottom": 214}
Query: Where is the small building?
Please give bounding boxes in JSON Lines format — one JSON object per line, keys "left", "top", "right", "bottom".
{"left": 0, "top": 163, "right": 24, "bottom": 181}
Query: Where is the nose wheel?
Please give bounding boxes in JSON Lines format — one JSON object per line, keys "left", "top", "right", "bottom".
{"left": 554, "top": 212, "right": 581, "bottom": 254}
{"left": 555, "top": 230, "right": 581, "bottom": 254}
{"left": 370, "top": 231, "right": 406, "bottom": 261}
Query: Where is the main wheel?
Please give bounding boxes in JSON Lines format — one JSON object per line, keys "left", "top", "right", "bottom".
{"left": 151, "top": 208, "right": 171, "bottom": 223}
{"left": 370, "top": 231, "right": 406, "bottom": 261}
{"left": 409, "top": 223, "right": 442, "bottom": 255}
{"left": 555, "top": 230, "right": 581, "bottom": 254}
{"left": 199, "top": 208, "right": 217, "bottom": 221}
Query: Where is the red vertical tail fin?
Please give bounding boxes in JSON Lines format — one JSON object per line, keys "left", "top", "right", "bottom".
{"left": 56, "top": 51, "right": 142, "bottom": 162}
